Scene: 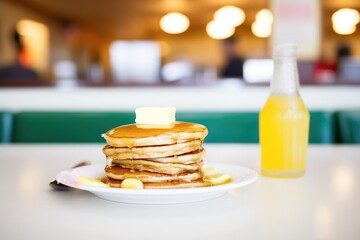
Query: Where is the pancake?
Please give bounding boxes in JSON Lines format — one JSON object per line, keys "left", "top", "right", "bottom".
{"left": 103, "top": 140, "right": 202, "bottom": 160}
{"left": 106, "top": 148, "right": 205, "bottom": 164}
{"left": 102, "top": 120, "right": 209, "bottom": 189}
{"left": 102, "top": 122, "right": 208, "bottom": 148}
{"left": 105, "top": 165, "right": 203, "bottom": 183}
{"left": 113, "top": 159, "right": 203, "bottom": 175}
{"left": 107, "top": 177, "right": 212, "bottom": 189}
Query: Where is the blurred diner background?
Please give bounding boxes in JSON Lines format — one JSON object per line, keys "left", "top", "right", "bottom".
{"left": 0, "top": 0, "right": 360, "bottom": 85}
{"left": 2, "top": 2, "right": 360, "bottom": 237}
{"left": 0, "top": 0, "right": 360, "bottom": 144}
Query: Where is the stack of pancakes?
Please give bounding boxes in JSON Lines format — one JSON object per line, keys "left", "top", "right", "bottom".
{"left": 102, "top": 122, "right": 210, "bottom": 189}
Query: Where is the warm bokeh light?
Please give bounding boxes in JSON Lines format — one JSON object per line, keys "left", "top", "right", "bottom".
{"left": 256, "top": 9, "right": 273, "bottom": 24}
{"left": 214, "top": 6, "right": 245, "bottom": 27}
{"left": 160, "top": 12, "right": 190, "bottom": 34}
{"left": 251, "top": 9, "right": 273, "bottom": 38}
{"left": 206, "top": 20, "right": 235, "bottom": 39}
{"left": 332, "top": 8, "right": 359, "bottom": 35}
{"left": 333, "top": 23, "right": 357, "bottom": 35}
{"left": 251, "top": 20, "right": 272, "bottom": 38}
{"left": 332, "top": 8, "right": 360, "bottom": 26}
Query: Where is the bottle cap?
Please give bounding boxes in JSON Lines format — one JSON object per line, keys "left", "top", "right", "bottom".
{"left": 273, "top": 43, "right": 297, "bottom": 58}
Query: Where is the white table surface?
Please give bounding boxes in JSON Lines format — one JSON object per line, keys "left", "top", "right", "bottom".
{"left": 0, "top": 144, "right": 359, "bottom": 240}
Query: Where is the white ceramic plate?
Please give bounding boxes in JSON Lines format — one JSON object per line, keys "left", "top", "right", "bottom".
{"left": 56, "top": 162, "right": 258, "bottom": 204}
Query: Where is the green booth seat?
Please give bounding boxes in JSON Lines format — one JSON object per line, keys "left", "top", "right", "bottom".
{"left": 337, "top": 111, "right": 360, "bottom": 144}
{"left": 309, "top": 111, "right": 336, "bottom": 144}
{"left": 11, "top": 111, "right": 261, "bottom": 143}
{"left": 178, "top": 111, "right": 336, "bottom": 144}
{"left": 0, "top": 112, "right": 12, "bottom": 143}
{"left": 177, "top": 112, "right": 259, "bottom": 143}
{"left": 11, "top": 112, "right": 135, "bottom": 143}
{"left": 10, "top": 111, "right": 336, "bottom": 144}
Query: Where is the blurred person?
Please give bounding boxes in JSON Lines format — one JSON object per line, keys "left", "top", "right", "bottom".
{"left": 0, "top": 29, "right": 39, "bottom": 80}
{"left": 335, "top": 42, "right": 352, "bottom": 72}
{"left": 335, "top": 42, "right": 360, "bottom": 82}
{"left": 336, "top": 42, "right": 351, "bottom": 61}
{"left": 221, "top": 37, "right": 244, "bottom": 79}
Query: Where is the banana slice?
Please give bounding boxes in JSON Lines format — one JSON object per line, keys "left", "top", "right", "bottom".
{"left": 203, "top": 167, "right": 219, "bottom": 178}
{"left": 209, "top": 174, "right": 232, "bottom": 185}
{"left": 78, "top": 176, "right": 108, "bottom": 187}
{"left": 121, "top": 178, "right": 144, "bottom": 189}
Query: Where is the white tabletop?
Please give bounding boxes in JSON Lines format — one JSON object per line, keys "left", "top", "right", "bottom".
{"left": 0, "top": 144, "right": 359, "bottom": 240}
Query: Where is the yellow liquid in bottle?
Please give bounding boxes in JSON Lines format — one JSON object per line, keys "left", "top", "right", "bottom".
{"left": 260, "top": 95, "right": 310, "bottom": 178}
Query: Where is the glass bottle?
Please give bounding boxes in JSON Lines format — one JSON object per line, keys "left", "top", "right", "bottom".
{"left": 259, "top": 44, "right": 310, "bottom": 178}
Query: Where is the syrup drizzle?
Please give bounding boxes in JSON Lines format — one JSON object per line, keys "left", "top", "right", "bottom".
{"left": 105, "top": 122, "right": 207, "bottom": 139}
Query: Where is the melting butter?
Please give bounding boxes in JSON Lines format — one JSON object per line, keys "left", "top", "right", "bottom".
{"left": 135, "top": 106, "right": 176, "bottom": 126}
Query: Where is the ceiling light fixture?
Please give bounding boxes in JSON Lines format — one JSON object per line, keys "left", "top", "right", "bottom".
{"left": 214, "top": 6, "right": 245, "bottom": 27}
{"left": 252, "top": 9, "right": 273, "bottom": 38}
{"left": 332, "top": 24, "right": 356, "bottom": 35}
{"left": 332, "top": 8, "right": 360, "bottom": 27}
{"left": 251, "top": 21, "right": 272, "bottom": 38}
{"left": 160, "top": 12, "right": 190, "bottom": 34}
{"left": 332, "top": 8, "right": 359, "bottom": 35}
{"left": 256, "top": 9, "right": 273, "bottom": 24}
{"left": 206, "top": 20, "right": 235, "bottom": 40}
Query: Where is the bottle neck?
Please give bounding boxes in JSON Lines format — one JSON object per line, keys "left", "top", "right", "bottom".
{"left": 271, "top": 56, "right": 300, "bottom": 96}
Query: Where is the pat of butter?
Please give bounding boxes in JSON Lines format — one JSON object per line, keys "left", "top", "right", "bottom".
{"left": 78, "top": 176, "right": 108, "bottom": 187}
{"left": 135, "top": 107, "right": 176, "bottom": 127}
